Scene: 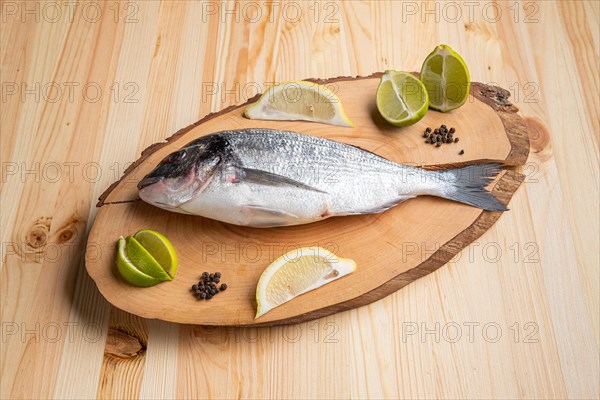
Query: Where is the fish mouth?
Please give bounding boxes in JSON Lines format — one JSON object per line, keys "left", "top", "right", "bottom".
{"left": 138, "top": 176, "right": 163, "bottom": 190}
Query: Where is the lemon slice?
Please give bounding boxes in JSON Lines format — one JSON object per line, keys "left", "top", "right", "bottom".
{"left": 376, "top": 70, "right": 429, "bottom": 127}
{"left": 244, "top": 81, "right": 354, "bottom": 127}
{"left": 133, "top": 229, "right": 179, "bottom": 278}
{"left": 420, "top": 44, "right": 470, "bottom": 112}
{"left": 255, "top": 247, "right": 356, "bottom": 318}
{"left": 115, "top": 236, "right": 170, "bottom": 287}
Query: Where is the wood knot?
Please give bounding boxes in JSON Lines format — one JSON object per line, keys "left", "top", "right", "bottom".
{"left": 105, "top": 328, "right": 146, "bottom": 359}
{"left": 25, "top": 217, "right": 52, "bottom": 251}
{"left": 26, "top": 229, "right": 47, "bottom": 249}
{"left": 57, "top": 229, "right": 75, "bottom": 243}
{"left": 524, "top": 116, "right": 551, "bottom": 156}
{"left": 52, "top": 217, "right": 81, "bottom": 244}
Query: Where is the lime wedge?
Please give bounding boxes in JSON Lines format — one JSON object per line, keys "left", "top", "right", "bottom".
{"left": 116, "top": 236, "right": 167, "bottom": 287}
{"left": 420, "top": 44, "right": 470, "bottom": 112}
{"left": 376, "top": 70, "right": 429, "bottom": 127}
{"left": 244, "top": 81, "right": 354, "bottom": 127}
{"left": 133, "top": 229, "right": 179, "bottom": 278}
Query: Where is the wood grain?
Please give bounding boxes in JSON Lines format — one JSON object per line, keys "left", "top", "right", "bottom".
{"left": 1, "top": 1, "right": 598, "bottom": 398}
{"left": 96, "top": 308, "right": 148, "bottom": 399}
{"left": 87, "top": 76, "right": 527, "bottom": 325}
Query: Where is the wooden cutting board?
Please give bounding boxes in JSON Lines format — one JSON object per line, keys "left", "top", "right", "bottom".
{"left": 86, "top": 73, "right": 529, "bottom": 326}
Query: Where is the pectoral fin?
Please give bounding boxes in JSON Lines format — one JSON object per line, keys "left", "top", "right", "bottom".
{"left": 237, "top": 167, "right": 326, "bottom": 194}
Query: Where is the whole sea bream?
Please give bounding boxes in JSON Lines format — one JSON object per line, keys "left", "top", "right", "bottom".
{"left": 138, "top": 128, "right": 507, "bottom": 227}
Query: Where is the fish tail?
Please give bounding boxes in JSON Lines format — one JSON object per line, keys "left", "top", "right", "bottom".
{"left": 435, "top": 163, "right": 508, "bottom": 211}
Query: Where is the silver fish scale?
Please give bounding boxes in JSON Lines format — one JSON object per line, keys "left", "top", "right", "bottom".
{"left": 222, "top": 128, "right": 413, "bottom": 190}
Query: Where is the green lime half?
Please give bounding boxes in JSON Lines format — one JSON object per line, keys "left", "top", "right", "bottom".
{"left": 420, "top": 44, "right": 470, "bottom": 112}
{"left": 115, "top": 236, "right": 172, "bottom": 287}
{"left": 376, "top": 70, "right": 429, "bottom": 127}
{"left": 133, "top": 229, "right": 179, "bottom": 278}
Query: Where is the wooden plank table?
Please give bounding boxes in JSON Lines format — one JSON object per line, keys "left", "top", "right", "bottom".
{"left": 1, "top": 1, "right": 598, "bottom": 398}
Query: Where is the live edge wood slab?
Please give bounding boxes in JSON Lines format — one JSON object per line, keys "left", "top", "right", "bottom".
{"left": 87, "top": 73, "right": 529, "bottom": 326}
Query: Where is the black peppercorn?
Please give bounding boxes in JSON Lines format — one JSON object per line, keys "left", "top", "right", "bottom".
{"left": 192, "top": 272, "right": 227, "bottom": 300}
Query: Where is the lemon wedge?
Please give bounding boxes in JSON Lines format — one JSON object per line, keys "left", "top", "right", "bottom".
{"left": 245, "top": 81, "right": 354, "bottom": 127}
{"left": 255, "top": 246, "right": 356, "bottom": 318}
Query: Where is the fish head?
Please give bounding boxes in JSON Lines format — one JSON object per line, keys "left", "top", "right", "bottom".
{"left": 138, "top": 138, "right": 223, "bottom": 209}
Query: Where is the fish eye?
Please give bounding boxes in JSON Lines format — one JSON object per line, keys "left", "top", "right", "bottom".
{"left": 165, "top": 150, "right": 186, "bottom": 164}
